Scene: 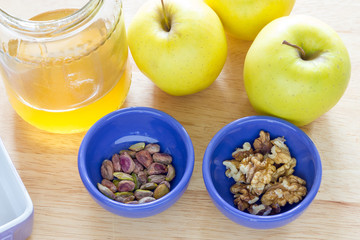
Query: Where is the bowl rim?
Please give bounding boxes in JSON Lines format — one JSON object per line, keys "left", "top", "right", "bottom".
{"left": 202, "top": 115, "right": 322, "bottom": 223}
{"left": 78, "top": 106, "right": 195, "bottom": 213}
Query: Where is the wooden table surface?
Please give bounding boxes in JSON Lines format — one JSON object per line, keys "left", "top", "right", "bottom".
{"left": 1, "top": 0, "right": 359, "bottom": 239}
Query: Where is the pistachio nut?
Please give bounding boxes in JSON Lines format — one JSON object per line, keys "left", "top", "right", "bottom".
{"left": 101, "top": 179, "right": 117, "bottom": 192}
{"left": 165, "top": 164, "right": 175, "bottom": 182}
{"left": 144, "top": 143, "right": 160, "bottom": 154}
{"left": 112, "top": 179, "right": 120, "bottom": 188}
{"left": 113, "top": 172, "right": 134, "bottom": 181}
{"left": 147, "top": 162, "right": 167, "bottom": 175}
{"left": 134, "top": 189, "right": 154, "bottom": 200}
{"left": 119, "top": 152, "right": 136, "bottom": 174}
{"left": 117, "top": 180, "right": 136, "bottom": 192}
{"left": 133, "top": 158, "right": 144, "bottom": 174}
{"left": 129, "top": 142, "right": 146, "bottom": 152}
{"left": 97, "top": 183, "right": 115, "bottom": 199}
{"left": 101, "top": 159, "right": 114, "bottom": 181}
{"left": 115, "top": 194, "right": 135, "bottom": 203}
{"left": 153, "top": 184, "right": 170, "bottom": 199}
{"left": 120, "top": 149, "right": 136, "bottom": 158}
{"left": 140, "top": 182, "right": 158, "bottom": 190}
{"left": 137, "top": 171, "right": 148, "bottom": 185}
{"left": 111, "top": 153, "right": 121, "bottom": 172}
{"left": 148, "top": 174, "right": 166, "bottom": 184}
{"left": 153, "top": 152, "right": 172, "bottom": 165}
{"left": 159, "top": 180, "right": 171, "bottom": 189}
{"left": 131, "top": 173, "right": 140, "bottom": 190}
{"left": 135, "top": 150, "right": 153, "bottom": 168}
{"left": 115, "top": 191, "right": 134, "bottom": 197}
{"left": 138, "top": 197, "right": 156, "bottom": 204}
{"left": 98, "top": 142, "right": 177, "bottom": 205}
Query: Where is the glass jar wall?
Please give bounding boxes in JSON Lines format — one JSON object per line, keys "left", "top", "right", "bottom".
{"left": 0, "top": 0, "right": 131, "bottom": 133}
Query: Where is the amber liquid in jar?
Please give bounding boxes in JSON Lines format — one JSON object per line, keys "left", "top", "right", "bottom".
{"left": 2, "top": 8, "right": 131, "bottom": 133}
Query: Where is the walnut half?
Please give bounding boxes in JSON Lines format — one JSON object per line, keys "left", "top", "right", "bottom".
{"left": 253, "top": 130, "right": 273, "bottom": 155}
{"left": 231, "top": 182, "right": 259, "bottom": 211}
{"left": 223, "top": 159, "right": 245, "bottom": 183}
{"left": 247, "top": 154, "right": 276, "bottom": 195}
{"left": 232, "top": 142, "right": 253, "bottom": 161}
{"left": 261, "top": 175, "right": 307, "bottom": 207}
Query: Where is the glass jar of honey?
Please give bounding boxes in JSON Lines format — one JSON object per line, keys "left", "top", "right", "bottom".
{"left": 0, "top": 0, "right": 131, "bottom": 133}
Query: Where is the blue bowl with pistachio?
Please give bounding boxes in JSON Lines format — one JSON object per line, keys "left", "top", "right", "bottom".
{"left": 78, "top": 107, "right": 194, "bottom": 218}
{"left": 202, "top": 116, "right": 322, "bottom": 229}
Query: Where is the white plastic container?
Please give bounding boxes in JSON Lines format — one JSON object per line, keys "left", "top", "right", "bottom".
{"left": 0, "top": 139, "right": 33, "bottom": 239}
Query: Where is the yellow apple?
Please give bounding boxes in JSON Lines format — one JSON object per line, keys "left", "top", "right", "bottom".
{"left": 244, "top": 15, "right": 351, "bottom": 126}
{"left": 204, "top": 0, "right": 295, "bottom": 41}
{"left": 128, "top": 0, "right": 227, "bottom": 96}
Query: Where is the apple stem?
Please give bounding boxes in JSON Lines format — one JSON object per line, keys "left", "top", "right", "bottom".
{"left": 161, "top": 0, "right": 170, "bottom": 32}
{"left": 282, "top": 40, "right": 306, "bottom": 60}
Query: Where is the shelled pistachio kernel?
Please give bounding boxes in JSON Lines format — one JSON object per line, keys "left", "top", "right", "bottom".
{"left": 153, "top": 183, "right": 170, "bottom": 199}
{"left": 98, "top": 142, "right": 176, "bottom": 204}
{"left": 113, "top": 172, "right": 133, "bottom": 181}
{"left": 101, "top": 160, "right": 114, "bottom": 180}
{"left": 138, "top": 197, "right": 156, "bottom": 204}
{"left": 144, "top": 143, "right": 160, "bottom": 154}
{"left": 117, "top": 180, "right": 135, "bottom": 192}
{"left": 140, "top": 182, "right": 158, "bottom": 190}
{"left": 129, "top": 142, "right": 145, "bottom": 152}
{"left": 97, "top": 183, "right": 115, "bottom": 199}
{"left": 134, "top": 189, "right": 153, "bottom": 200}
{"left": 166, "top": 164, "right": 175, "bottom": 182}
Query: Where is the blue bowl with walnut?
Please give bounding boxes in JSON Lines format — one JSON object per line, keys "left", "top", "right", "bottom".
{"left": 202, "top": 116, "right": 322, "bottom": 229}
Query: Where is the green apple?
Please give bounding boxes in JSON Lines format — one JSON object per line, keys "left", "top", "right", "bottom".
{"left": 127, "top": 0, "right": 227, "bottom": 96}
{"left": 204, "top": 0, "right": 295, "bottom": 41}
{"left": 244, "top": 15, "right": 351, "bottom": 126}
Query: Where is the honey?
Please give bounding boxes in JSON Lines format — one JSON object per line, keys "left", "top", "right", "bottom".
{"left": 0, "top": 5, "right": 131, "bottom": 133}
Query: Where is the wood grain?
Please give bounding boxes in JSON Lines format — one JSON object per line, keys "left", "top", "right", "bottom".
{"left": 0, "top": 0, "right": 359, "bottom": 239}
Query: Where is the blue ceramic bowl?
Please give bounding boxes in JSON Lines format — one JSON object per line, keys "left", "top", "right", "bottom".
{"left": 78, "top": 107, "right": 194, "bottom": 218}
{"left": 202, "top": 116, "right": 322, "bottom": 229}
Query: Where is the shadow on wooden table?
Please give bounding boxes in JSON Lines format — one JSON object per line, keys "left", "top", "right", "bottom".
{"left": 11, "top": 113, "right": 84, "bottom": 156}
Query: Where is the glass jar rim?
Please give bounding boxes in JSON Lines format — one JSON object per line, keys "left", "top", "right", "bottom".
{"left": 0, "top": 0, "right": 102, "bottom": 36}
